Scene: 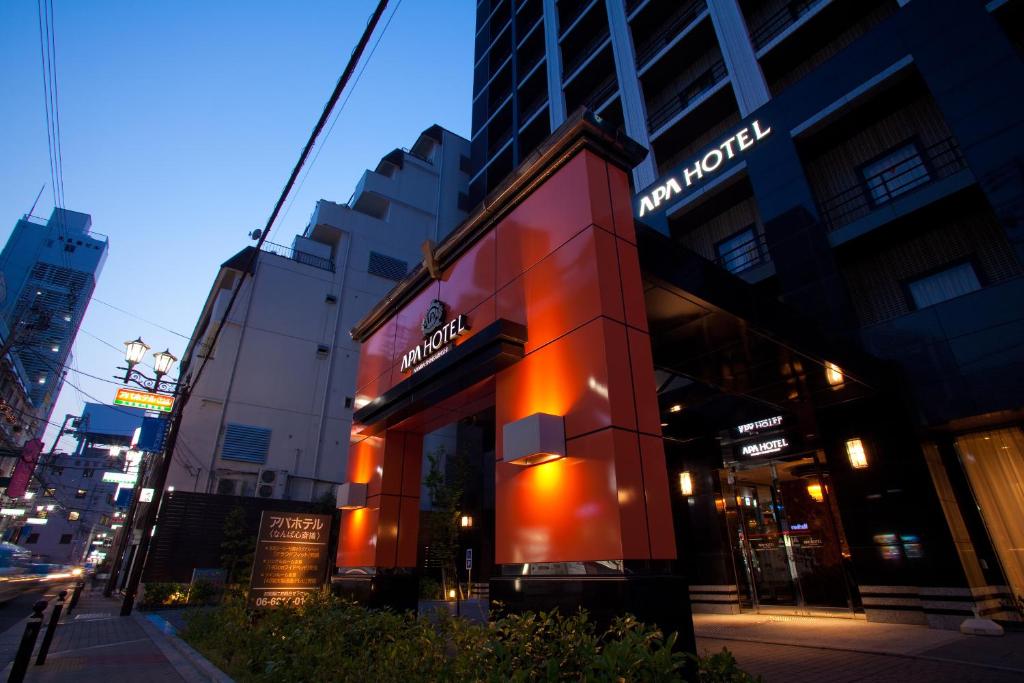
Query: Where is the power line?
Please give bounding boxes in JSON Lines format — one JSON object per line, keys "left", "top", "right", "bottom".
{"left": 188, "top": 0, "right": 392, "bottom": 395}
{"left": 90, "top": 298, "right": 191, "bottom": 340}
{"left": 279, "top": 0, "right": 404, "bottom": 225}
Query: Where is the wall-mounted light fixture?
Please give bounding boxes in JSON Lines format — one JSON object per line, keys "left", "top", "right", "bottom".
{"left": 679, "top": 471, "right": 693, "bottom": 496}
{"left": 502, "top": 413, "right": 565, "bottom": 466}
{"left": 824, "top": 362, "right": 845, "bottom": 387}
{"left": 846, "top": 438, "right": 868, "bottom": 469}
{"left": 337, "top": 482, "right": 368, "bottom": 509}
{"left": 460, "top": 514, "right": 473, "bottom": 528}
{"left": 806, "top": 481, "right": 824, "bottom": 502}
{"left": 669, "top": 404, "right": 683, "bottom": 413}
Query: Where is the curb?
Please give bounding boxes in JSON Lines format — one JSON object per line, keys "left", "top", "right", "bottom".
{"left": 135, "top": 612, "right": 234, "bottom": 682}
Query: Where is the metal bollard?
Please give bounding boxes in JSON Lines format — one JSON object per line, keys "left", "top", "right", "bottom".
{"left": 8, "top": 600, "right": 47, "bottom": 683}
{"left": 35, "top": 589, "right": 68, "bottom": 666}
{"left": 67, "top": 581, "right": 83, "bottom": 614}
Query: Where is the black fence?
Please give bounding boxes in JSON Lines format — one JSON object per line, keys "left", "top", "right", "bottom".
{"left": 646, "top": 59, "right": 727, "bottom": 132}
{"left": 143, "top": 490, "right": 337, "bottom": 583}
{"left": 750, "top": 0, "right": 823, "bottom": 51}
{"left": 261, "top": 240, "right": 336, "bottom": 272}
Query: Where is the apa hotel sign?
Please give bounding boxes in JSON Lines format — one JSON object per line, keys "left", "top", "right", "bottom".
{"left": 636, "top": 120, "right": 772, "bottom": 218}
{"left": 399, "top": 299, "right": 469, "bottom": 374}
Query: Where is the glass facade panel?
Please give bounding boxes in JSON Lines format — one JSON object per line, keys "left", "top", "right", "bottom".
{"left": 716, "top": 227, "right": 760, "bottom": 274}
{"left": 862, "top": 143, "right": 930, "bottom": 204}
{"left": 907, "top": 261, "right": 981, "bottom": 309}
{"left": 955, "top": 428, "right": 1024, "bottom": 600}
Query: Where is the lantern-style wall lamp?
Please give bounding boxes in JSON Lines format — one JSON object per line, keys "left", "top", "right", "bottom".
{"left": 846, "top": 438, "right": 869, "bottom": 469}
{"left": 502, "top": 413, "right": 565, "bottom": 466}
{"left": 679, "top": 471, "right": 694, "bottom": 497}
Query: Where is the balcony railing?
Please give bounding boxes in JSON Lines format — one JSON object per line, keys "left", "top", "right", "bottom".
{"left": 261, "top": 240, "right": 335, "bottom": 272}
{"left": 714, "top": 230, "right": 770, "bottom": 275}
{"left": 562, "top": 28, "right": 610, "bottom": 79}
{"left": 634, "top": 0, "right": 706, "bottom": 68}
{"left": 818, "top": 136, "right": 967, "bottom": 232}
{"left": 520, "top": 94, "right": 548, "bottom": 124}
{"left": 583, "top": 74, "right": 618, "bottom": 111}
{"left": 646, "top": 59, "right": 726, "bottom": 132}
{"left": 750, "top": 0, "right": 825, "bottom": 51}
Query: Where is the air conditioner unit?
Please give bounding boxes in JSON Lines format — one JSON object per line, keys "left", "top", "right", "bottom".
{"left": 256, "top": 469, "right": 288, "bottom": 499}
{"left": 216, "top": 478, "right": 238, "bottom": 496}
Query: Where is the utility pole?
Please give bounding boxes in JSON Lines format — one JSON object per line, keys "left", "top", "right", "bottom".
{"left": 104, "top": 454, "right": 148, "bottom": 596}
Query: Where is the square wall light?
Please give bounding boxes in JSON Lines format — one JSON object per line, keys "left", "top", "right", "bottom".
{"left": 502, "top": 413, "right": 565, "bottom": 466}
{"left": 846, "top": 438, "right": 868, "bottom": 469}
{"left": 337, "top": 482, "right": 368, "bottom": 509}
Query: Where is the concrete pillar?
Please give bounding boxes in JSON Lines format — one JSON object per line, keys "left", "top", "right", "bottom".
{"left": 707, "top": 0, "right": 771, "bottom": 116}
{"left": 543, "top": 0, "right": 567, "bottom": 129}
{"left": 605, "top": 0, "right": 658, "bottom": 189}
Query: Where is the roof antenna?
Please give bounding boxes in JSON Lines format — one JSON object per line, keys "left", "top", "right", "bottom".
{"left": 26, "top": 184, "right": 45, "bottom": 219}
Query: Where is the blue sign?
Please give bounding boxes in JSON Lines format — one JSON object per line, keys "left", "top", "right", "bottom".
{"left": 465, "top": 548, "right": 472, "bottom": 570}
{"left": 115, "top": 487, "right": 134, "bottom": 507}
{"left": 138, "top": 416, "right": 170, "bottom": 452}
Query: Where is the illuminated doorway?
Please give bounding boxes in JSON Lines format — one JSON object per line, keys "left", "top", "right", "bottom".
{"left": 723, "top": 453, "right": 857, "bottom": 615}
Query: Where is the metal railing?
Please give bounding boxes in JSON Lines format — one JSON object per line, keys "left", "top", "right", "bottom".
{"left": 818, "top": 136, "right": 967, "bottom": 232}
{"left": 646, "top": 59, "right": 726, "bottom": 132}
{"left": 562, "top": 28, "right": 610, "bottom": 78}
{"left": 714, "top": 230, "right": 770, "bottom": 274}
{"left": 750, "top": 0, "right": 825, "bottom": 51}
{"left": 260, "top": 240, "right": 335, "bottom": 272}
{"left": 634, "top": 0, "right": 706, "bottom": 68}
{"left": 583, "top": 74, "right": 618, "bottom": 111}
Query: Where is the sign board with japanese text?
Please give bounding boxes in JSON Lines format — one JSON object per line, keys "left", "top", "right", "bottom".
{"left": 113, "top": 388, "right": 174, "bottom": 413}
{"left": 248, "top": 511, "right": 331, "bottom": 609}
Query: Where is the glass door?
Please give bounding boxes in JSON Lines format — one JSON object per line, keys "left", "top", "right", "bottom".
{"left": 725, "top": 455, "right": 856, "bottom": 614}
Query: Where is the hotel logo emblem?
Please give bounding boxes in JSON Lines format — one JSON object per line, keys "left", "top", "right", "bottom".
{"left": 421, "top": 299, "right": 447, "bottom": 336}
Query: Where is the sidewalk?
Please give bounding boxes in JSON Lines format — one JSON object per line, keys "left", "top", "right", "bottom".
{"left": 0, "top": 585, "right": 229, "bottom": 682}
{"left": 693, "top": 612, "right": 1024, "bottom": 682}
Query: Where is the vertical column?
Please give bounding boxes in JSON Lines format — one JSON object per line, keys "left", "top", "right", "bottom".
{"left": 706, "top": 0, "right": 770, "bottom": 116}
{"left": 605, "top": 0, "right": 658, "bottom": 190}
{"left": 543, "top": 0, "right": 567, "bottom": 129}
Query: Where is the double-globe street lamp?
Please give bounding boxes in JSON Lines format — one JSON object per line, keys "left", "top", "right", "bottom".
{"left": 104, "top": 337, "right": 181, "bottom": 607}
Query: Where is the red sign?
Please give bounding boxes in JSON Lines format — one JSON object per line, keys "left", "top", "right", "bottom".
{"left": 7, "top": 438, "right": 44, "bottom": 498}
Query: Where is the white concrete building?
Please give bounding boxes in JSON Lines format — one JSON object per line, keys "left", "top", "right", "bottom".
{"left": 169, "top": 125, "right": 470, "bottom": 502}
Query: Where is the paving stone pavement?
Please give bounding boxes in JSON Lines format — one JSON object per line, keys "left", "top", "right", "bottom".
{"left": 0, "top": 585, "right": 210, "bottom": 682}
{"left": 697, "top": 636, "right": 1024, "bottom": 683}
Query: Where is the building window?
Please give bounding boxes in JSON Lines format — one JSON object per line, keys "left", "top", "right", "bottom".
{"left": 906, "top": 261, "right": 982, "bottom": 310}
{"left": 83, "top": 468, "right": 94, "bottom": 478}
{"left": 861, "top": 141, "right": 930, "bottom": 206}
{"left": 715, "top": 226, "right": 763, "bottom": 274}
{"left": 75, "top": 488, "right": 87, "bottom": 499}
{"left": 59, "top": 534, "right": 72, "bottom": 544}
{"left": 68, "top": 511, "right": 80, "bottom": 521}
{"left": 368, "top": 252, "right": 409, "bottom": 281}
{"left": 221, "top": 423, "right": 272, "bottom": 464}
{"left": 26, "top": 533, "right": 39, "bottom": 544}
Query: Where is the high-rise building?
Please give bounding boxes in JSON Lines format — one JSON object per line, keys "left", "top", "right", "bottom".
{"left": 0, "top": 208, "right": 108, "bottom": 437}
{"left": 165, "top": 126, "right": 470, "bottom": 503}
{"left": 353, "top": 0, "right": 1023, "bottom": 627}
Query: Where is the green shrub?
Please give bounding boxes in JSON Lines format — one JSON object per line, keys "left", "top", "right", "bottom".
{"left": 696, "top": 647, "right": 763, "bottom": 683}
{"left": 187, "top": 580, "right": 223, "bottom": 606}
{"left": 418, "top": 576, "right": 443, "bottom": 600}
{"left": 182, "top": 591, "right": 754, "bottom": 682}
{"left": 139, "top": 582, "right": 189, "bottom": 609}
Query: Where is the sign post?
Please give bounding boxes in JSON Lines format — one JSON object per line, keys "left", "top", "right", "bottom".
{"left": 465, "top": 548, "right": 473, "bottom": 601}
{"left": 248, "top": 511, "right": 331, "bottom": 609}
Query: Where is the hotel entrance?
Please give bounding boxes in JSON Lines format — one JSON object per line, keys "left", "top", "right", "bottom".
{"left": 724, "top": 453, "right": 858, "bottom": 615}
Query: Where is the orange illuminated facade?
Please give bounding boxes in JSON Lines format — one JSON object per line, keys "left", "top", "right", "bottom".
{"left": 338, "top": 113, "right": 689, "bottom": 637}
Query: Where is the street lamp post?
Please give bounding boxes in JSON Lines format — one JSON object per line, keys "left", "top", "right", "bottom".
{"left": 101, "top": 337, "right": 186, "bottom": 616}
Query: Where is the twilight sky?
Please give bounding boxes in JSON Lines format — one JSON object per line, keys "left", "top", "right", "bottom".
{"left": 0, "top": 1, "right": 473, "bottom": 448}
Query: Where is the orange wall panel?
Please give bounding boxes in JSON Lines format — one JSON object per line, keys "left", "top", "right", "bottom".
{"left": 607, "top": 164, "right": 638, "bottom": 244}
{"left": 612, "top": 429, "right": 652, "bottom": 560}
{"left": 495, "top": 318, "right": 637, "bottom": 459}
{"left": 394, "top": 283, "right": 443, "bottom": 366}
{"left": 397, "top": 497, "right": 420, "bottom": 568}
{"left": 496, "top": 227, "right": 624, "bottom": 354}
{"left": 616, "top": 238, "right": 649, "bottom": 333}
{"left": 347, "top": 435, "right": 384, "bottom": 492}
{"left": 627, "top": 328, "right": 662, "bottom": 436}
{"left": 639, "top": 435, "right": 677, "bottom": 560}
{"left": 495, "top": 429, "right": 624, "bottom": 564}
{"left": 496, "top": 152, "right": 610, "bottom": 289}
{"left": 337, "top": 506, "right": 379, "bottom": 568}
{"left": 356, "top": 318, "right": 397, "bottom": 393}
{"left": 375, "top": 494, "right": 401, "bottom": 568}
{"left": 439, "top": 232, "right": 495, "bottom": 316}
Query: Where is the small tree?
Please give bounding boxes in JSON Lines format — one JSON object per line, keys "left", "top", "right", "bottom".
{"left": 423, "top": 444, "right": 468, "bottom": 599}
{"left": 220, "top": 505, "right": 256, "bottom": 585}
